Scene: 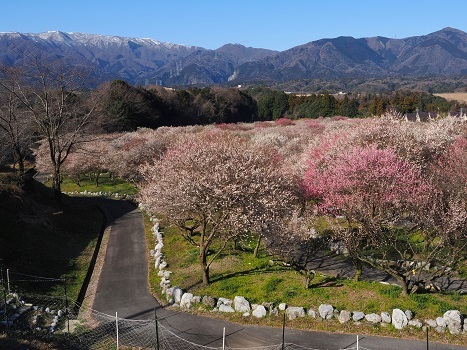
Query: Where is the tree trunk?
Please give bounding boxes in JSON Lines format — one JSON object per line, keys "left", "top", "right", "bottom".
{"left": 52, "top": 168, "right": 62, "bottom": 202}
{"left": 353, "top": 257, "right": 362, "bottom": 282}
{"left": 14, "top": 146, "right": 24, "bottom": 175}
{"left": 199, "top": 246, "right": 210, "bottom": 285}
{"left": 253, "top": 233, "right": 262, "bottom": 258}
{"left": 397, "top": 275, "right": 409, "bottom": 296}
{"left": 95, "top": 172, "right": 100, "bottom": 187}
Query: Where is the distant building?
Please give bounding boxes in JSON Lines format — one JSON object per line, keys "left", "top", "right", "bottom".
{"left": 403, "top": 108, "right": 466, "bottom": 122}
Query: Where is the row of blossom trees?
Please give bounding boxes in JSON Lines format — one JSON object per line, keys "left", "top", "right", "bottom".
{"left": 34, "top": 116, "right": 467, "bottom": 293}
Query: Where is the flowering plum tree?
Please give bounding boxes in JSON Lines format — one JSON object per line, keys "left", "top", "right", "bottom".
{"left": 304, "top": 145, "right": 434, "bottom": 295}
{"left": 139, "top": 132, "right": 299, "bottom": 284}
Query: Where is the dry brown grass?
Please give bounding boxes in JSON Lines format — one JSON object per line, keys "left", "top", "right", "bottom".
{"left": 434, "top": 92, "right": 467, "bottom": 103}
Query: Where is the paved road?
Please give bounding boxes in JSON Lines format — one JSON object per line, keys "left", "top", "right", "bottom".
{"left": 91, "top": 198, "right": 466, "bottom": 350}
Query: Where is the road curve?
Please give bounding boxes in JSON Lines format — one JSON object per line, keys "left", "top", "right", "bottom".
{"left": 91, "top": 197, "right": 466, "bottom": 350}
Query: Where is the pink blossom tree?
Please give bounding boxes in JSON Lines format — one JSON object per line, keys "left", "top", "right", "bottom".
{"left": 139, "top": 132, "right": 299, "bottom": 285}
{"left": 304, "top": 145, "right": 434, "bottom": 295}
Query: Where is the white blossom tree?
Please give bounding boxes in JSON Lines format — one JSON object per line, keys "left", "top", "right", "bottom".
{"left": 139, "top": 131, "right": 299, "bottom": 284}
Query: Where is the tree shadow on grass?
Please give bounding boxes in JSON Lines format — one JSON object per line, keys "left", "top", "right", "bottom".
{"left": 183, "top": 265, "right": 290, "bottom": 290}
{"left": 309, "top": 276, "right": 344, "bottom": 288}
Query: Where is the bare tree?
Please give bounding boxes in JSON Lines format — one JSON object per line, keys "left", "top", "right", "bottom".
{"left": 0, "top": 54, "right": 96, "bottom": 200}
{"left": 0, "top": 68, "right": 34, "bottom": 174}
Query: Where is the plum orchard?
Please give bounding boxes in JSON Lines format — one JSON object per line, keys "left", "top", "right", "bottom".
{"left": 34, "top": 116, "right": 466, "bottom": 292}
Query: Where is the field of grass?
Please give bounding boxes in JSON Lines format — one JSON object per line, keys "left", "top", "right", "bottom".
{"left": 48, "top": 173, "right": 138, "bottom": 196}
{"left": 149, "top": 218, "right": 467, "bottom": 344}
{"left": 434, "top": 92, "right": 467, "bottom": 104}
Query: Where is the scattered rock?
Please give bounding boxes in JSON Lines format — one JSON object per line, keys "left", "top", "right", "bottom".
{"left": 180, "top": 293, "right": 193, "bottom": 309}
{"left": 436, "top": 317, "right": 447, "bottom": 328}
{"left": 173, "top": 287, "right": 183, "bottom": 304}
{"left": 392, "top": 309, "right": 408, "bottom": 329}
{"left": 219, "top": 304, "right": 235, "bottom": 313}
{"left": 217, "top": 298, "right": 232, "bottom": 308}
{"left": 234, "top": 296, "right": 251, "bottom": 313}
{"left": 381, "top": 312, "right": 391, "bottom": 324}
{"left": 252, "top": 305, "right": 267, "bottom": 318}
{"left": 307, "top": 308, "right": 316, "bottom": 318}
{"left": 365, "top": 313, "right": 382, "bottom": 324}
{"left": 352, "top": 311, "right": 365, "bottom": 321}
{"left": 270, "top": 307, "right": 279, "bottom": 317}
{"left": 202, "top": 296, "right": 216, "bottom": 308}
{"left": 286, "top": 306, "right": 306, "bottom": 320}
{"left": 405, "top": 310, "right": 414, "bottom": 321}
{"left": 318, "top": 304, "right": 334, "bottom": 320}
{"left": 443, "top": 310, "right": 463, "bottom": 335}
{"left": 408, "top": 319, "right": 423, "bottom": 328}
{"left": 338, "top": 310, "right": 351, "bottom": 323}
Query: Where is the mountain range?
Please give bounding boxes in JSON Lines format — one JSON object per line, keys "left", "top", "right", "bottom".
{"left": 0, "top": 27, "right": 466, "bottom": 87}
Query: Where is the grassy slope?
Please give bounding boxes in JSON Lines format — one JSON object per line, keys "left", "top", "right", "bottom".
{"left": 0, "top": 174, "right": 103, "bottom": 299}
{"left": 51, "top": 173, "right": 138, "bottom": 196}
{"left": 148, "top": 218, "right": 466, "bottom": 344}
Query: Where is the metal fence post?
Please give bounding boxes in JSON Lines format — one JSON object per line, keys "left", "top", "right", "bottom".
{"left": 63, "top": 277, "right": 70, "bottom": 334}
{"left": 1, "top": 268, "right": 9, "bottom": 333}
{"left": 154, "top": 307, "right": 160, "bottom": 350}
{"left": 282, "top": 313, "right": 285, "bottom": 350}
{"left": 116, "top": 312, "right": 119, "bottom": 349}
{"left": 6, "top": 269, "right": 10, "bottom": 295}
{"left": 222, "top": 327, "right": 226, "bottom": 350}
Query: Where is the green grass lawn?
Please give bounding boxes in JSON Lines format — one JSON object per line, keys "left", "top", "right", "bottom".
{"left": 49, "top": 173, "right": 138, "bottom": 196}
{"left": 148, "top": 217, "right": 466, "bottom": 344}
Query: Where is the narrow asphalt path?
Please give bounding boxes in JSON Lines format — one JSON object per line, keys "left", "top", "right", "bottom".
{"left": 91, "top": 198, "right": 466, "bottom": 350}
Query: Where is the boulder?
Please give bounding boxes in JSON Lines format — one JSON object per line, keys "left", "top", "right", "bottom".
{"left": 425, "top": 319, "right": 437, "bottom": 328}
{"left": 278, "top": 303, "right": 287, "bottom": 311}
{"left": 381, "top": 312, "right": 391, "bottom": 324}
{"left": 365, "top": 313, "right": 382, "bottom": 324}
{"left": 173, "top": 287, "right": 183, "bottom": 304}
{"left": 285, "top": 306, "right": 306, "bottom": 320}
{"left": 270, "top": 307, "right": 279, "bottom": 317}
{"left": 165, "top": 287, "right": 174, "bottom": 301}
{"left": 408, "top": 319, "right": 423, "bottom": 328}
{"left": 202, "top": 296, "right": 216, "bottom": 308}
{"left": 307, "top": 308, "right": 317, "bottom": 318}
{"left": 252, "top": 305, "right": 267, "bottom": 318}
{"left": 234, "top": 296, "right": 251, "bottom": 313}
{"left": 219, "top": 304, "right": 235, "bottom": 313}
{"left": 180, "top": 293, "right": 193, "bottom": 309}
{"left": 443, "top": 310, "right": 463, "bottom": 335}
{"left": 405, "top": 309, "right": 414, "bottom": 320}
{"left": 392, "top": 309, "right": 408, "bottom": 329}
{"left": 352, "top": 311, "right": 365, "bottom": 321}
{"left": 217, "top": 297, "right": 232, "bottom": 308}
{"left": 436, "top": 317, "right": 447, "bottom": 328}
{"left": 338, "top": 310, "right": 351, "bottom": 323}
{"left": 318, "top": 304, "right": 334, "bottom": 320}
{"left": 192, "top": 296, "right": 201, "bottom": 304}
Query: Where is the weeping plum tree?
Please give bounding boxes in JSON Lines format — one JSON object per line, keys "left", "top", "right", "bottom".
{"left": 139, "top": 131, "right": 299, "bottom": 285}
{"left": 304, "top": 145, "right": 435, "bottom": 295}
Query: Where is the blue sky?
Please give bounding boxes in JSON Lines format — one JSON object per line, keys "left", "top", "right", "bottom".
{"left": 1, "top": 0, "right": 466, "bottom": 51}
